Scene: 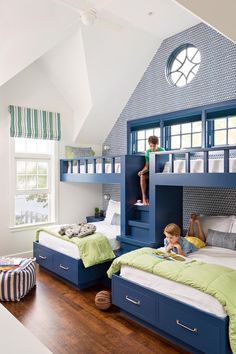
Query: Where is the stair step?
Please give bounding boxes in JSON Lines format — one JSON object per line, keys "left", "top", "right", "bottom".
{"left": 134, "top": 205, "right": 149, "bottom": 212}
{"left": 128, "top": 220, "right": 149, "bottom": 229}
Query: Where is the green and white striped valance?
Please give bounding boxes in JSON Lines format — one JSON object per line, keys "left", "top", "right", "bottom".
{"left": 9, "top": 105, "right": 61, "bottom": 141}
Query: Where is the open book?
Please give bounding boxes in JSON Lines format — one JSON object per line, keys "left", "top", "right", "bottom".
{"left": 152, "top": 250, "right": 186, "bottom": 262}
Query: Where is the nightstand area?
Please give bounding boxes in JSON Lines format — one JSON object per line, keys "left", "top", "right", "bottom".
{"left": 86, "top": 216, "right": 105, "bottom": 223}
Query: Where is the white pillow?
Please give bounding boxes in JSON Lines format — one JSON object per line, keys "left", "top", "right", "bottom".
{"left": 230, "top": 217, "right": 236, "bottom": 233}
{"left": 162, "top": 162, "right": 170, "bottom": 173}
{"left": 194, "top": 215, "right": 234, "bottom": 236}
{"left": 111, "top": 213, "right": 120, "bottom": 226}
{"left": 190, "top": 159, "right": 204, "bottom": 173}
{"left": 208, "top": 159, "right": 224, "bottom": 173}
{"left": 174, "top": 160, "right": 185, "bottom": 173}
{"left": 105, "top": 199, "right": 120, "bottom": 224}
{"left": 230, "top": 158, "right": 236, "bottom": 173}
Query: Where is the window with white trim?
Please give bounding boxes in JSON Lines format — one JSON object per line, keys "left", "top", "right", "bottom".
{"left": 208, "top": 115, "right": 236, "bottom": 146}
{"left": 165, "top": 121, "right": 202, "bottom": 150}
{"left": 131, "top": 127, "right": 161, "bottom": 153}
{"left": 12, "top": 138, "right": 56, "bottom": 227}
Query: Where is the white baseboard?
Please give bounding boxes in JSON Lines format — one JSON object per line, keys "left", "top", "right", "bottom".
{"left": 3, "top": 250, "right": 33, "bottom": 258}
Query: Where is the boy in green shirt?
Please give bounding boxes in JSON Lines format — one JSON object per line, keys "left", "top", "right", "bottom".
{"left": 138, "top": 136, "right": 165, "bottom": 205}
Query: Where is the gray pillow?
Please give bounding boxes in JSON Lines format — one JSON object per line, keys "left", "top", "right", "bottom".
{"left": 206, "top": 229, "right": 236, "bottom": 250}
{"left": 65, "top": 146, "right": 95, "bottom": 158}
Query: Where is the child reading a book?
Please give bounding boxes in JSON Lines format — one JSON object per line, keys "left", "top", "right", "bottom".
{"left": 164, "top": 215, "right": 205, "bottom": 257}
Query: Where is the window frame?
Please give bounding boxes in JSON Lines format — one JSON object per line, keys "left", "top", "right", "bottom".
{"left": 127, "top": 100, "right": 236, "bottom": 156}
{"left": 164, "top": 119, "right": 202, "bottom": 150}
{"left": 10, "top": 138, "right": 58, "bottom": 230}
{"left": 207, "top": 115, "right": 236, "bottom": 147}
{"left": 131, "top": 125, "right": 161, "bottom": 154}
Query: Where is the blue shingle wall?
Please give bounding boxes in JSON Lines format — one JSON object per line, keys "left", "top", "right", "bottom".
{"left": 103, "top": 23, "right": 236, "bottom": 225}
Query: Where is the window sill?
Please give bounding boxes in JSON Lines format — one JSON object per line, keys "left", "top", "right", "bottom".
{"left": 9, "top": 221, "right": 57, "bottom": 233}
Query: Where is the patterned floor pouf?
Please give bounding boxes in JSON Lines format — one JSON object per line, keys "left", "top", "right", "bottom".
{"left": 0, "top": 259, "right": 36, "bottom": 301}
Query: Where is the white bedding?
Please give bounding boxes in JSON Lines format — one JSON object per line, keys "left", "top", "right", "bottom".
{"left": 163, "top": 158, "right": 236, "bottom": 173}
{"left": 120, "top": 246, "right": 236, "bottom": 318}
{"left": 68, "top": 163, "right": 121, "bottom": 174}
{"left": 38, "top": 221, "right": 120, "bottom": 259}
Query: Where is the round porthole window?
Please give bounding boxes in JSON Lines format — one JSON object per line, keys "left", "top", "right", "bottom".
{"left": 166, "top": 44, "right": 201, "bottom": 87}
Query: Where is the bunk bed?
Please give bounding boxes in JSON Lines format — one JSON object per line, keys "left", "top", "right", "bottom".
{"left": 34, "top": 154, "right": 144, "bottom": 289}
{"left": 112, "top": 145, "right": 236, "bottom": 354}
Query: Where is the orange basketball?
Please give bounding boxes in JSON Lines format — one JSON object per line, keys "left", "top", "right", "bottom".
{"left": 95, "top": 290, "right": 112, "bottom": 310}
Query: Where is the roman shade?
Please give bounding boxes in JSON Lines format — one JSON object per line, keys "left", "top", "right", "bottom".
{"left": 9, "top": 105, "right": 61, "bottom": 141}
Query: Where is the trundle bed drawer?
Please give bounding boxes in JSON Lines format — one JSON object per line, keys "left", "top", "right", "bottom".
{"left": 112, "top": 275, "right": 157, "bottom": 325}
{"left": 53, "top": 254, "right": 78, "bottom": 285}
{"left": 159, "top": 297, "right": 221, "bottom": 354}
{"left": 34, "top": 243, "right": 53, "bottom": 269}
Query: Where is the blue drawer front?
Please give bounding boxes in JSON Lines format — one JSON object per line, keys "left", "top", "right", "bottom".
{"left": 53, "top": 254, "right": 78, "bottom": 285}
{"left": 159, "top": 297, "right": 221, "bottom": 354}
{"left": 34, "top": 243, "right": 53, "bottom": 269}
{"left": 112, "top": 275, "right": 157, "bottom": 326}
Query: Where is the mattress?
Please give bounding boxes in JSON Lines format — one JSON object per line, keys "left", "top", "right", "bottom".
{"left": 120, "top": 246, "right": 236, "bottom": 318}
{"left": 38, "top": 221, "right": 120, "bottom": 259}
{"left": 68, "top": 162, "right": 121, "bottom": 174}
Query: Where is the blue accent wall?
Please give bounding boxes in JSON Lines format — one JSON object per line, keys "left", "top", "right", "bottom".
{"left": 103, "top": 23, "right": 236, "bottom": 225}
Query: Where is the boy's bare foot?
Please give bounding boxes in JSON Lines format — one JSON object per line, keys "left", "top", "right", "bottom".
{"left": 143, "top": 198, "right": 149, "bottom": 206}
{"left": 190, "top": 213, "right": 198, "bottom": 221}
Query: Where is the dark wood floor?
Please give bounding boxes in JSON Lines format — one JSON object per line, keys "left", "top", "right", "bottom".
{"left": 3, "top": 267, "right": 189, "bottom": 354}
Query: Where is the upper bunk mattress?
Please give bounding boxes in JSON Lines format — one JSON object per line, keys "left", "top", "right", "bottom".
{"left": 120, "top": 246, "right": 236, "bottom": 318}
{"left": 38, "top": 221, "right": 120, "bottom": 259}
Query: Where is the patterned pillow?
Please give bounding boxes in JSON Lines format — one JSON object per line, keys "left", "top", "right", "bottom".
{"left": 206, "top": 229, "right": 236, "bottom": 250}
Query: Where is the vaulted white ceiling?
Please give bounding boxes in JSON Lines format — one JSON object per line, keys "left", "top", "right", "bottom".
{"left": 0, "top": 0, "right": 202, "bottom": 144}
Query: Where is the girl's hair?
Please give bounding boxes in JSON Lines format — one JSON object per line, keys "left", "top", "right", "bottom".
{"left": 164, "top": 223, "right": 181, "bottom": 236}
{"left": 148, "top": 136, "right": 159, "bottom": 145}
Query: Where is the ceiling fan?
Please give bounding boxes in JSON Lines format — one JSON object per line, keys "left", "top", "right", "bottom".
{"left": 56, "top": 0, "right": 122, "bottom": 29}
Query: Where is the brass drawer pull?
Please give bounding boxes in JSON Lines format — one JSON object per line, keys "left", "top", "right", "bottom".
{"left": 39, "top": 255, "right": 47, "bottom": 260}
{"left": 125, "top": 295, "right": 141, "bottom": 306}
{"left": 59, "top": 264, "right": 69, "bottom": 271}
{"left": 176, "top": 319, "right": 198, "bottom": 333}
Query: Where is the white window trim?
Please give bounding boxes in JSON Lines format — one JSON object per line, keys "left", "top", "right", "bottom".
{"left": 9, "top": 139, "right": 59, "bottom": 231}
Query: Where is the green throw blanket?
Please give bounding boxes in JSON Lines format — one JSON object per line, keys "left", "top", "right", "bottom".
{"left": 36, "top": 227, "right": 115, "bottom": 268}
{"left": 107, "top": 247, "right": 236, "bottom": 353}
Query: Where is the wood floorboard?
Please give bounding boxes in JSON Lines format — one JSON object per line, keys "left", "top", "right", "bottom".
{"left": 3, "top": 267, "right": 189, "bottom": 354}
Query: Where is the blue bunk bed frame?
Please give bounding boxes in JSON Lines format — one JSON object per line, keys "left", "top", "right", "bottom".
{"left": 46, "top": 146, "right": 234, "bottom": 352}
{"left": 112, "top": 145, "right": 235, "bottom": 354}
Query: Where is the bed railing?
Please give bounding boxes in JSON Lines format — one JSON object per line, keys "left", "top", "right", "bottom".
{"left": 61, "top": 156, "right": 121, "bottom": 174}
{"left": 60, "top": 155, "right": 123, "bottom": 183}
{"left": 152, "top": 145, "right": 236, "bottom": 174}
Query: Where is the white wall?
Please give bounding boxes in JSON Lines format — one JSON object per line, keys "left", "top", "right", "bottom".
{"left": 0, "top": 61, "right": 102, "bottom": 257}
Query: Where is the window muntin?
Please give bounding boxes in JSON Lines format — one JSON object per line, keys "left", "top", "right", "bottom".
{"left": 132, "top": 127, "right": 160, "bottom": 153}
{"left": 166, "top": 44, "right": 201, "bottom": 87}
{"left": 167, "top": 121, "right": 202, "bottom": 150}
{"left": 209, "top": 116, "right": 236, "bottom": 146}
{"left": 13, "top": 138, "right": 55, "bottom": 227}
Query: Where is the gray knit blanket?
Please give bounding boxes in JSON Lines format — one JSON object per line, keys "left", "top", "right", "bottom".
{"left": 58, "top": 223, "right": 96, "bottom": 239}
